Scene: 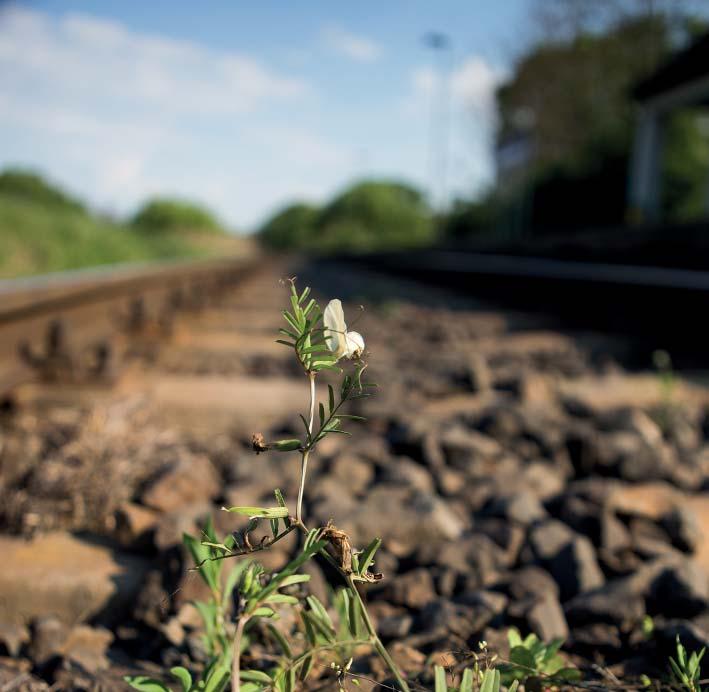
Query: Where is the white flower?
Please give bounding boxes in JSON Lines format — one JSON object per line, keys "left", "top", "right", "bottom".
{"left": 323, "top": 299, "right": 365, "bottom": 360}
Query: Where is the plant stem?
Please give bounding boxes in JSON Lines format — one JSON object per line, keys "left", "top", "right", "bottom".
{"left": 232, "top": 615, "right": 248, "bottom": 692}
{"left": 296, "top": 372, "right": 316, "bottom": 525}
{"left": 307, "top": 371, "right": 316, "bottom": 434}
{"left": 347, "top": 575, "right": 410, "bottom": 692}
{"left": 296, "top": 448, "right": 310, "bottom": 525}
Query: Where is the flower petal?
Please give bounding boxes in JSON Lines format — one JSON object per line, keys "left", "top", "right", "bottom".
{"left": 345, "top": 331, "right": 365, "bottom": 359}
{"left": 323, "top": 299, "right": 347, "bottom": 358}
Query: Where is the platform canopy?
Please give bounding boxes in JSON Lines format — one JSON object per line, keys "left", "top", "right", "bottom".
{"left": 629, "top": 33, "right": 709, "bottom": 223}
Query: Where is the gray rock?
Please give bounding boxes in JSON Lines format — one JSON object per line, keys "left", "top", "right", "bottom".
{"left": 384, "top": 568, "right": 437, "bottom": 610}
{"left": 487, "top": 491, "right": 547, "bottom": 525}
{"left": 549, "top": 535, "right": 605, "bottom": 601}
{"left": 141, "top": 454, "right": 220, "bottom": 513}
{"left": 565, "top": 578, "right": 646, "bottom": 628}
{"left": 334, "top": 485, "right": 464, "bottom": 557}
{"left": 572, "top": 622, "right": 623, "bottom": 650}
{"left": 415, "top": 597, "right": 499, "bottom": 641}
{"left": 0, "top": 532, "right": 150, "bottom": 628}
{"left": 380, "top": 457, "right": 435, "bottom": 493}
{"left": 435, "top": 533, "right": 508, "bottom": 586}
{"left": 29, "top": 616, "right": 67, "bottom": 665}
{"left": 529, "top": 519, "right": 576, "bottom": 562}
{"left": 0, "top": 622, "right": 30, "bottom": 657}
{"left": 329, "top": 453, "right": 375, "bottom": 494}
{"left": 649, "top": 560, "right": 709, "bottom": 618}
{"left": 378, "top": 614, "right": 413, "bottom": 640}
{"left": 662, "top": 506, "right": 703, "bottom": 554}
{"left": 467, "top": 352, "right": 492, "bottom": 393}
{"left": 503, "top": 566, "right": 560, "bottom": 602}
{"left": 527, "top": 594, "right": 569, "bottom": 642}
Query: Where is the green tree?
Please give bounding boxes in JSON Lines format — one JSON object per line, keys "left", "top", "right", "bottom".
{"left": 259, "top": 202, "right": 318, "bottom": 250}
{"left": 131, "top": 198, "right": 225, "bottom": 234}
{"left": 0, "top": 168, "right": 85, "bottom": 213}
{"left": 315, "top": 180, "right": 434, "bottom": 252}
{"left": 488, "top": 3, "right": 709, "bottom": 235}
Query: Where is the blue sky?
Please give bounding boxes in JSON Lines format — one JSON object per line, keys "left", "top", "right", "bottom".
{"left": 0, "top": 1, "right": 528, "bottom": 230}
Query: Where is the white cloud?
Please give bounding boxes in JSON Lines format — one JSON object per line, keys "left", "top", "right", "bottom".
{"left": 322, "top": 24, "right": 382, "bottom": 63}
{"left": 0, "top": 6, "right": 307, "bottom": 116}
{"left": 0, "top": 5, "right": 359, "bottom": 228}
{"left": 411, "top": 57, "right": 503, "bottom": 116}
{"left": 407, "top": 56, "right": 506, "bottom": 203}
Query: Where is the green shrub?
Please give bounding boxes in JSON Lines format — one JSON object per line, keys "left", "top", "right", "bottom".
{"left": 258, "top": 179, "right": 435, "bottom": 253}
{"left": 0, "top": 168, "right": 85, "bottom": 213}
{"left": 259, "top": 203, "right": 318, "bottom": 250}
{"left": 316, "top": 180, "right": 434, "bottom": 252}
{"left": 132, "top": 198, "right": 225, "bottom": 234}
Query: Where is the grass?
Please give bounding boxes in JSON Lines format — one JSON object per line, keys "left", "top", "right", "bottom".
{"left": 0, "top": 193, "right": 251, "bottom": 279}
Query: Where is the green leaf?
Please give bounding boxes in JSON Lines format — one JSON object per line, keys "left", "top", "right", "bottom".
{"left": 202, "top": 660, "right": 230, "bottom": 692}
{"left": 240, "top": 670, "right": 273, "bottom": 683}
{"left": 508, "top": 681, "right": 520, "bottom": 692}
{"left": 257, "top": 539, "right": 326, "bottom": 602}
{"left": 507, "top": 628, "right": 523, "bottom": 649}
{"left": 306, "top": 595, "right": 334, "bottom": 632}
{"left": 480, "top": 669, "right": 500, "bottom": 692}
{"left": 222, "top": 560, "right": 249, "bottom": 610}
{"left": 554, "top": 668, "right": 582, "bottom": 682}
{"left": 252, "top": 606, "right": 276, "bottom": 618}
{"left": 267, "top": 622, "right": 293, "bottom": 658}
{"left": 270, "top": 517, "right": 279, "bottom": 538}
{"left": 183, "top": 531, "right": 217, "bottom": 591}
{"left": 434, "top": 666, "right": 446, "bottom": 692}
{"left": 509, "top": 646, "right": 537, "bottom": 673}
{"left": 298, "top": 415, "right": 312, "bottom": 443}
{"left": 282, "top": 311, "right": 300, "bottom": 333}
{"left": 327, "top": 384, "right": 335, "bottom": 413}
{"left": 222, "top": 506, "right": 289, "bottom": 519}
{"left": 265, "top": 594, "right": 299, "bottom": 605}
{"left": 124, "top": 677, "right": 171, "bottom": 692}
{"left": 169, "top": 667, "right": 192, "bottom": 692}
{"left": 357, "top": 537, "right": 381, "bottom": 576}
{"left": 459, "top": 668, "right": 473, "bottom": 692}
{"left": 300, "top": 651, "right": 314, "bottom": 682}
{"left": 272, "top": 439, "right": 302, "bottom": 452}
{"left": 279, "top": 574, "right": 310, "bottom": 587}
{"left": 239, "top": 684, "right": 262, "bottom": 692}
{"left": 302, "top": 610, "right": 335, "bottom": 643}
{"left": 311, "top": 363, "right": 342, "bottom": 373}
{"left": 347, "top": 590, "right": 361, "bottom": 637}
{"left": 275, "top": 339, "right": 295, "bottom": 348}
{"left": 337, "top": 414, "right": 366, "bottom": 422}
{"left": 318, "top": 402, "right": 325, "bottom": 426}
{"left": 341, "top": 375, "right": 352, "bottom": 399}
{"left": 299, "top": 286, "right": 310, "bottom": 303}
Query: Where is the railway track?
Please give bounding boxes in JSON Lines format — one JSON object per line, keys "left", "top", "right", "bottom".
{"left": 4, "top": 247, "right": 708, "bottom": 399}
{"left": 3, "top": 250, "right": 709, "bottom": 688}
{"left": 343, "top": 249, "right": 709, "bottom": 365}
{"left": 0, "top": 256, "right": 260, "bottom": 396}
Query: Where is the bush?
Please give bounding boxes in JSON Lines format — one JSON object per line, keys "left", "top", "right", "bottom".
{"left": 131, "top": 198, "right": 224, "bottom": 234}
{"left": 259, "top": 202, "right": 318, "bottom": 250}
{"left": 258, "top": 179, "right": 435, "bottom": 253}
{"left": 316, "top": 180, "right": 434, "bottom": 252}
{"left": 0, "top": 168, "right": 85, "bottom": 213}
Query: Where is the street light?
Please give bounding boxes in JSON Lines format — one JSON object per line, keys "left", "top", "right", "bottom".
{"left": 422, "top": 31, "right": 452, "bottom": 213}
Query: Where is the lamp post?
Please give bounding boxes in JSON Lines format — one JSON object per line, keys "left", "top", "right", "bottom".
{"left": 423, "top": 31, "right": 452, "bottom": 214}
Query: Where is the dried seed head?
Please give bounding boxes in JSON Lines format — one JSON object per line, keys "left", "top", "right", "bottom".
{"left": 251, "top": 432, "right": 269, "bottom": 454}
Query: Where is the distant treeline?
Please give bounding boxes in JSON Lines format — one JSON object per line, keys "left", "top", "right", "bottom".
{"left": 0, "top": 168, "right": 241, "bottom": 278}
{"left": 258, "top": 180, "right": 436, "bottom": 253}
{"left": 452, "top": 1, "right": 709, "bottom": 239}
